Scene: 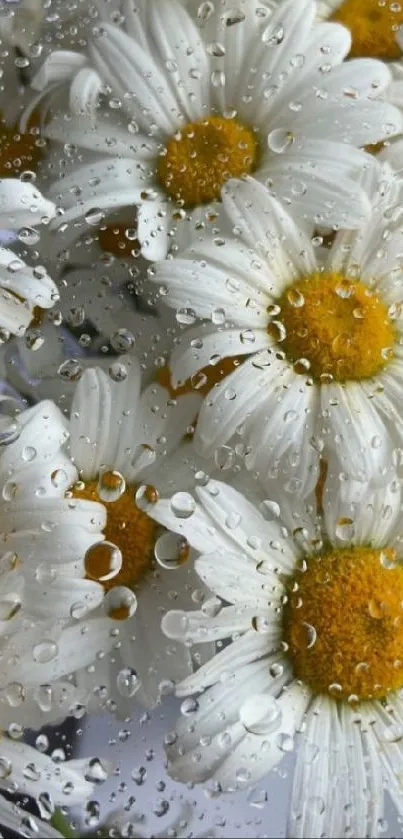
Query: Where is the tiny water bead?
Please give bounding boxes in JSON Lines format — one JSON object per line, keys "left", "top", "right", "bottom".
{"left": 274, "top": 270, "right": 396, "bottom": 382}
{"left": 330, "top": 0, "right": 403, "bottom": 60}
{"left": 71, "top": 476, "right": 157, "bottom": 592}
{"left": 284, "top": 546, "right": 403, "bottom": 700}
{"left": 158, "top": 116, "right": 258, "bottom": 207}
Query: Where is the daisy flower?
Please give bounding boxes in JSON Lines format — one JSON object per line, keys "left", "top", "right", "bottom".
{"left": 63, "top": 354, "right": 210, "bottom": 709}
{"left": 29, "top": 0, "right": 402, "bottom": 260}
{"left": 152, "top": 169, "right": 403, "bottom": 495}
{"left": 0, "top": 178, "right": 58, "bottom": 339}
{"left": 146, "top": 471, "right": 403, "bottom": 835}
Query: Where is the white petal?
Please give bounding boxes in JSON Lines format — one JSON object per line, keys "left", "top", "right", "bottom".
{"left": 70, "top": 366, "right": 114, "bottom": 479}
{"left": 137, "top": 199, "right": 170, "bottom": 260}
{"left": 2, "top": 618, "right": 117, "bottom": 687}
{"left": 0, "top": 180, "right": 55, "bottom": 228}
{"left": 31, "top": 51, "right": 87, "bottom": 91}
{"left": 89, "top": 23, "right": 180, "bottom": 135}
{"left": 0, "top": 739, "right": 109, "bottom": 805}
{"left": 320, "top": 382, "right": 393, "bottom": 484}
{"left": 323, "top": 467, "right": 402, "bottom": 548}
{"left": 171, "top": 324, "right": 270, "bottom": 389}
{"left": 212, "top": 681, "right": 311, "bottom": 790}
{"left": 147, "top": 0, "right": 210, "bottom": 121}
{"left": 196, "top": 480, "right": 295, "bottom": 570}
{"left": 221, "top": 177, "right": 317, "bottom": 282}
{"left": 195, "top": 354, "right": 276, "bottom": 455}
{"left": 175, "top": 630, "right": 275, "bottom": 695}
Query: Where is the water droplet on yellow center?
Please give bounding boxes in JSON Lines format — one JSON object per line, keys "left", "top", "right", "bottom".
{"left": 71, "top": 478, "right": 157, "bottom": 592}
{"left": 284, "top": 546, "right": 403, "bottom": 700}
{"left": 330, "top": 0, "right": 403, "bottom": 59}
{"left": 274, "top": 270, "right": 396, "bottom": 382}
{"left": 158, "top": 115, "right": 259, "bottom": 208}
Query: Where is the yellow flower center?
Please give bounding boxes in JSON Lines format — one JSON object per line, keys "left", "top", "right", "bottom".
{"left": 330, "top": 0, "right": 403, "bottom": 59}
{"left": 158, "top": 116, "right": 258, "bottom": 208}
{"left": 0, "top": 112, "right": 44, "bottom": 176}
{"left": 274, "top": 270, "right": 395, "bottom": 382}
{"left": 71, "top": 477, "right": 157, "bottom": 593}
{"left": 284, "top": 546, "right": 403, "bottom": 701}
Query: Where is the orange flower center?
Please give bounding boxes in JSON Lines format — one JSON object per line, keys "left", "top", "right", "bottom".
{"left": 71, "top": 476, "right": 157, "bottom": 593}
{"left": 284, "top": 546, "right": 403, "bottom": 700}
{"left": 158, "top": 116, "right": 258, "bottom": 208}
{"left": 274, "top": 270, "right": 396, "bottom": 382}
{"left": 330, "top": 0, "right": 403, "bottom": 59}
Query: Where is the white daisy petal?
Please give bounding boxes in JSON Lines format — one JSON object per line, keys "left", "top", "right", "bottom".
{"left": 170, "top": 325, "right": 270, "bottom": 390}
{"left": 338, "top": 704, "right": 384, "bottom": 838}
{"left": 237, "top": 0, "right": 317, "bottom": 125}
{"left": 0, "top": 250, "right": 58, "bottom": 310}
{"left": 162, "top": 603, "right": 266, "bottom": 644}
{"left": 31, "top": 50, "right": 88, "bottom": 91}
{"left": 194, "top": 354, "right": 278, "bottom": 456}
{"left": 323, "top": 469, "right": 402, "bottom": 548}
{"left": 221, "top": 177, "right": 317, "bottom": 282}
{"left": 195, "top": 480, "right": 294, "bottom": 568}
{"left": 147, "top": 0, "right": 210, "bottom": 121}
{"left": 89, "top": 23, "right": 180, "bottom": 135}
{"left": 153, "top": 258, "right": 268, "bottom": 327}
{"left": 0, "top": 739, "right": 108, "bottom": 806}
{"left": 212, "top": 682, "right": 311, "bottom": 790}
{"left": 246, "top": 372, "right": 320, "bottom": 497}
{"left": 25, "top": 576, "right": 105, "bottom": 620}
{"left": 2, "top": 618, "right": 117, "bottom": 687}
{"left": 320, "top": 382, "right": 394, "bottom": 484}
{"left": 289, "top": 696, "right": 344, "bottom": 838}
{"left": 146, "top": 497, "right": 231, "bottom": 554}
{"left": 70, "top": 366, "right": 114, "bottom": 479}
{"left": 0, "top": 180, "right": 55, "bottom": 229}
{"left": 69, "top": 66, "right": 104, "bottom": 117}
{"left": 168, "top": 656, "right": 290, "bottom": 760}
{"left": 195, "top": 552, "right": 282, "bottom": 605}
{"left": 137, "top": 199, "right": 170, "bottom": 261}
{"left": 175, "top": 630, "right": 276, "bottom": 695}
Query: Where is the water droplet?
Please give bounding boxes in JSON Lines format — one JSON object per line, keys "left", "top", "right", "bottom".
{"left": 170, "top": 491, "right": 196, "bottom": 519}
{"left": 84, "top": 758, "right": 109, "bottom": 784}
{"left": 97, "top": 470, "right": 126, "bottom": 503}
{"left": 58, "top": 359, "right": 83, "bottom": 382}
{"left": 85, "top": 208, "right": 105, "bottom": 226}
{"left": 117, "top": 667, "right": 140, "bottom": 698}
{"left": 32, "top": 640, "right": 58, "bottom": 664}
{"left": 154, "top": 532, "right": 189, "bottom": 569}
{"left": 105, "top": 586, "right": 137, "bottom": 620}
{"left": 240, "top": 694, "right": 282, "bottom": 735}
{"left": 22, "top": 445, "right": 36, "bottom": 462}
{"left": 84, "top": 541, "right": 122, "bottom": 582}
{"left": 267, "top": 128, "right": 294, "bottom": 153}
{"left": 335, "top": 517, "right": 355, "bottom": 541}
